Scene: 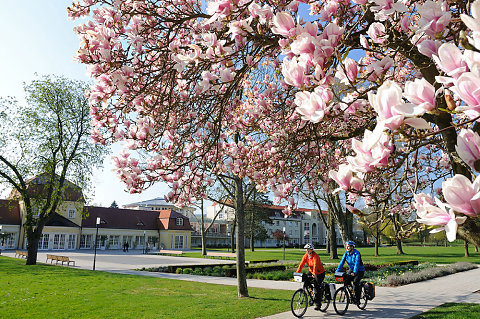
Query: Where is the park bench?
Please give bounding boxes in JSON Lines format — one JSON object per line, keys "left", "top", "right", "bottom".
{"left": 15, "top": 251, "right": 28, "bottom": 258}
{"left": 46, "top": 254, "right": 75, "bottom": 266}
{"left": 206, "top": 252, "right": 236, "bottom": 259}
{"left": 157, "top": 249, "right": 183, "bottom": 256}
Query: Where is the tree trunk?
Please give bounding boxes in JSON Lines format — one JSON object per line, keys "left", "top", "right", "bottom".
{"left": 375, "top": 234, "right": 380, "bottom": 257}
{"left": 396, "top": 239, "right": 404, "bottom": 255}
{"left": 250, "top": 208, "right": 255, "bottom": 252}
{"left": 475, "top": 245, "right": 479, "bottom": 253}
{"left": 26, "top": 233, "right": 40, "bottom": 265}
{"left": 234, "top": 176, "right": 248, "bottom": 298}
{"left": 457, "top": 219, "right": 480, "bottom": 247}
{"left": 464, "top": 240, "right": 470, "bottom": 257}
{"left": 328, "top": 212, "right": 338, "bottom": 259}
{"left": 201, "top": 208, "right": 207, "bottom": 256}
{"left": 230, "top": 223, "right": 236, "bottom": 253}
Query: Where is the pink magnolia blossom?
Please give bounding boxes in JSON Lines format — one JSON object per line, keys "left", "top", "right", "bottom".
{"left": 282, "top": 58, "right": 308, "bottom": 88}
{"left": 271, "top": 12, "right": 296, "bottom": 37}
{"left": 347, "top": 124, "right": 394, "bottom": 172}
{"left": 336, "top": 57, "right": 358, "bottom": 84}
{"left": 416, "top": 39, "right": 442, "bottom": 58}
{"left": 451, "top": 71, "right": 480, "bottom": 118}
{"left": 328, "top": 164, "right": 364, "bottom": 193}
{"left": 456, "top": 128, "right": 480, "bottom": 171}
{"left": 403, "top": 78, "right": 436, "bottom": 112}
{"left": 461, "top": 0, "right": 480, "bottom": 34}
{"left": 294, "top": 86, "right": 332, "bottom": 123}
{"left": 415, "top": 197, "right": 466, "bottom": 242}
{"left": 442, "top": 174, "right": 480, "bottom": 217}
{"left": 417, "top": 0, "right": 452, "bottom": 36}
{"left": 368, "top": 22, "right": 388, "bottom": 44}
{"left": 432, "top": 43, "right": 467, "bottom": 79}
{"left": 368, "top": 80, "right": 431, "bottom": 130}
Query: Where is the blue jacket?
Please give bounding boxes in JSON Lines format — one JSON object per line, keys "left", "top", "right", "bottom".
{"left": 336, "top": 249, "right": 365, "bottom": 273}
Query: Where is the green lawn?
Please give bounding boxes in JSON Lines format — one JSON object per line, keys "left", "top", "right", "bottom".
{"left": 411, "top": 303, "right": 480, "bottom": 318}
{"left": 0, "top": 257, "right": 292, "bottom": 319}
{"left": 183, "top": 245, "right": 480, "bottom": 265}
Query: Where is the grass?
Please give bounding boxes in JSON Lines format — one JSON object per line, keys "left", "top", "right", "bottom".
{"left": 0, "top": 256, "right": 292, "bottom": 319}
{"left": 411, "top": 303, "right": 480, "bottom": 318}
{"left": 183, "top": 245, "right": 480, "bottom": 264}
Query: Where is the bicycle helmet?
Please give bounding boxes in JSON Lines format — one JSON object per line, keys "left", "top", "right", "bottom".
{"left": 304, "top": 243, "right": 314, "bottom": 250}
{"left": 346, "top": 240, "right": 355, "bottom": 247}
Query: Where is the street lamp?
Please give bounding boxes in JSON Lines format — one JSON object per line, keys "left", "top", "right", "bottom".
{"left": 282, "top": 224, "right": 286, "bottom": 261}
{"left": 93, "top": 217, "right": 101, "bottom": 271}
{"left": 0, "top": 225, "right": 3, "bottom": 255}
{"left": 143, "top": 230, "right": 146, "bottom": 254}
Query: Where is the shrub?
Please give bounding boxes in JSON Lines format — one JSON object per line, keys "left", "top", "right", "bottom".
{"left": 384, "top": 262, "right": 477, "bottom": 287}
{"left": 182, "top": 268, "right": 193, "bottom": 274}
{"left": 175, "top": 268, "right": 183, "bottom": 274}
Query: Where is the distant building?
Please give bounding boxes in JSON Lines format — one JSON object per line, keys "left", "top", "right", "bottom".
{"left": 123, "top": 197, "right": 196, "bottom": 217}
{"left": 0, "top": 175, "right": 193, "bottom": 251}
{"left": 200, "top": 202, "right": 346, "bottom": 248}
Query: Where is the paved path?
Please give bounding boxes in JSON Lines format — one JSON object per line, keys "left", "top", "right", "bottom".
{"left": 3, "top": 250, "right": 480, "bottom": 318}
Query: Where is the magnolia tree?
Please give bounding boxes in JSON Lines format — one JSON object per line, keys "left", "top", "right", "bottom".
{"left": 69, "top": 0, "right": 480, "bottom": 270}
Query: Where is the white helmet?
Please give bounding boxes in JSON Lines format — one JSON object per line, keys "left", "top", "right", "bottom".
{"left": 304, "top": 243, "right": 314, "bottom": 250}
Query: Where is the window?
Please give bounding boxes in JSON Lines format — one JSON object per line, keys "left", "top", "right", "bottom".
{"left": 176, "top": 217, "right": 184, "bottom": 226}
{"left": 68, "top": 209, "right": 76, "bottom": 219}
{"left": 38, "top": 234, "right": 49, "bottom": 250}
{"left": 174, "top": 235, "right": 184, "bottom": 249}
{"left": 67, "top": 234, "right": 76, "bottom": 250}
{"left": 304, "top": 223, "right": 310, "bottom": 231}
{"left": 218, "top": 213, "right": 224, "bottom": 219}
{"left": 108, "top": 235, "right": 120, "bottom": 249}
{"left": 33, "top": 208, "right": 41, "bottom": 218}
{"left": 53, "top": 234, "right": 66, "bottom": 250}
{"left": 5, "top": 233, "right": 16, "bottom": 249}
{"left": 80, "top": 234, "right": 93, "bottom": 249}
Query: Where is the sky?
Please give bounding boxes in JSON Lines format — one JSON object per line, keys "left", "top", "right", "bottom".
{"left": 0, "top": 1, "right": 170, "bottom": 207}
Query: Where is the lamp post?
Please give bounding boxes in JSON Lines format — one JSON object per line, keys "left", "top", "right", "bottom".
{"left": 282, "top": 224, "right": 286, "bottom": 261}
{"left": 0, "top": 225, "right": 3, "bottom": 255}
{"left": 93, "top": 217, "right": 100, "bottom": 271}
{"left": 143, "top": 230, "right": 146, "bottom": 254}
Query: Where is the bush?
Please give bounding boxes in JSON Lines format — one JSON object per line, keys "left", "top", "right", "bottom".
{"left": 384, "top": 262, "right": 478, "bottom": 287}
{"left": 175, "top": 268, "right": 183, "bottom": 274}
{"left": 182, "top": 268, "right": 193, "bottom": 274}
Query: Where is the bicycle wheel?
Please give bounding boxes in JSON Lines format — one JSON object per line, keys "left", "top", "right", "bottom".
{"left": 357, "top": 286, "right": 368, "bottom": 310}
{"left": 318, "top": 284, "right": 330, "bottom": 312}
{"left": 291, "top": 289, "right": 308, "bottom": 318}
{"left": 333, "top": 286, "right": 350, "bottom": 315}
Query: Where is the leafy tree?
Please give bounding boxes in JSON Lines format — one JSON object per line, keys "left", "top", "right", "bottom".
{"left": 0, "top": 75, "right": 106, "bottom": 265}
{"left": 109, "top": 200, "right": 118, "bottom": 208}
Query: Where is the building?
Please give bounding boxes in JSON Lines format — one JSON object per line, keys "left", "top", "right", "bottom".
{"left": 0, "top": 175, "right": 193, "bottom": 251}
{"left": 203, "top": 202, "right": 346, "bottom": 248}
{"left": 123, "top": 197, "right": 196, "bottom": 217}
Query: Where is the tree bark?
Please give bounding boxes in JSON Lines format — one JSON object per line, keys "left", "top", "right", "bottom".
{"left": 234, "top": 176, "right": 248, "bottom": 297}
{"left": 328, "top": 212, "right": 338, "bottom": 259}
{"left": 464, "top": 240, "right": 470, "bottom": 257}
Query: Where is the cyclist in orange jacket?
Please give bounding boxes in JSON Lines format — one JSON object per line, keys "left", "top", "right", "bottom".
{"left": 296, "top": 243, "right": 326, "bottom": 310}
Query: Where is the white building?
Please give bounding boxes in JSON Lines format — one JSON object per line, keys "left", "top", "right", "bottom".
{"left": 207, "top": 202, "right": 345, "bottom": 247}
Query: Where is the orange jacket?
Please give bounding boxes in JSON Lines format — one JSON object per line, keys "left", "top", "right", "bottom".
{"left": 296, "top": 251, "right": 325, "bottom": 275}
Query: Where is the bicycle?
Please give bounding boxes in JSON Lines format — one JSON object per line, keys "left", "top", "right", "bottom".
{"left": 332, "top": 271, "right": 368, "bottom": 315}
{"left": 291, "top": 272, "right": 331, "bottom": 318}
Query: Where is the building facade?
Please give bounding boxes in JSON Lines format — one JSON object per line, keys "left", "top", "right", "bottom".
{"left": 0, "top": 176, "right": 193, "bottom": 251}
{"left": 204, "top": 202, "right": 346, "bottom": 248}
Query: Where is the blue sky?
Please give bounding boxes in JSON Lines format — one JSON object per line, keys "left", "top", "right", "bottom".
{"left": 0, "top": 1, "right": 170, "bottom": 207}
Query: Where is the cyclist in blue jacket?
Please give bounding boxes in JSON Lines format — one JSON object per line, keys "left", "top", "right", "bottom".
{"left": 336, "top": 240, "right": 365, "bottom": 304}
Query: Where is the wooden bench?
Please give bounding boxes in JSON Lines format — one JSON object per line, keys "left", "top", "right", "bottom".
{"left": 15, "top": 251, "right": 28, "bottom": 258}
{"left": 206, "top": 252, "right": 236, "bottom": 259}
{"left": 46, "top": 254, "right": 75, "bottom": 266}
{"left": 157, "top": 249, "right": 183, "bottom": 256}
